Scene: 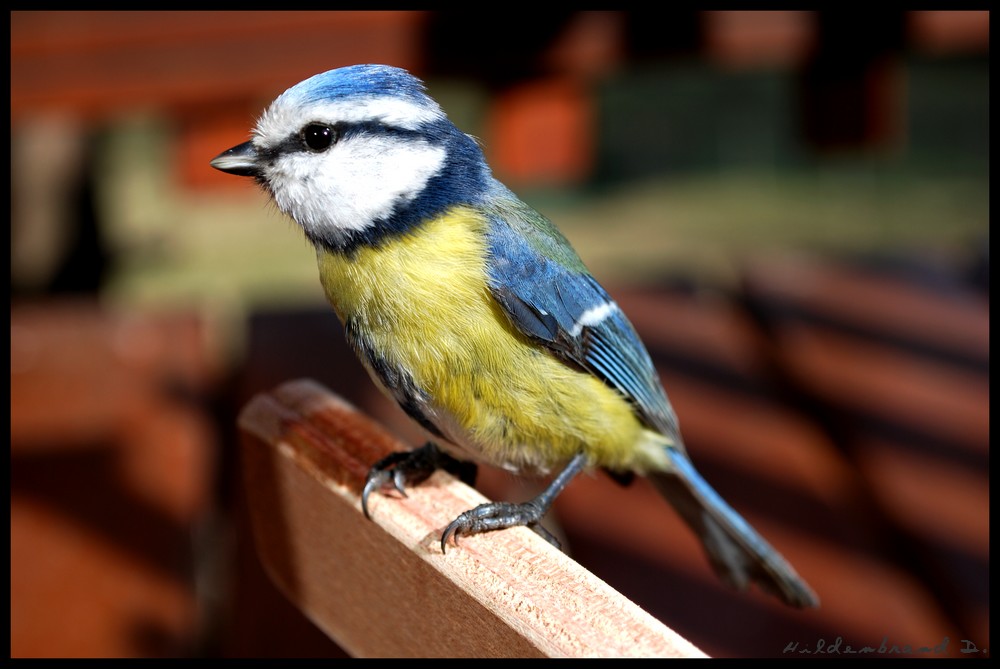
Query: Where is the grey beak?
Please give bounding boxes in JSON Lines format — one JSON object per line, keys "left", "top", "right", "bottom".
{"left": 210, "top": 141, "right": 260, "bottom": 177}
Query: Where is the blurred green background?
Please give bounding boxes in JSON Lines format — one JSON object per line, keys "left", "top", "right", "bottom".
{"left": 96, "top": 60, "right": 990, "bottom": 302}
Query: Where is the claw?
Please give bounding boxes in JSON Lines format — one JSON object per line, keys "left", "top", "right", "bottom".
{"left": 361, "top": 442, "right": 475, "bottom": 521}
{"left": 440, "top": 520, "right": 461, "bottom": 554}
{"left": 391, "top": 468, "right": 408, "bottom": 497}
{"left": 530, "top": 523, "right": 560, "bottom": 548}
{"left": 361, "top": 470, "right": 388, "bottom": 519}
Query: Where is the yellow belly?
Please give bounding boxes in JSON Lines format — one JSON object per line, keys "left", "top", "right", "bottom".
{"left": 316, "top": 206, "right": 667, "bottom": 473}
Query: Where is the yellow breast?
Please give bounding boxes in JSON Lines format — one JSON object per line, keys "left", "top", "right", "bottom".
{"left": 315, "top": 206, "right": 666, "bottom": 473}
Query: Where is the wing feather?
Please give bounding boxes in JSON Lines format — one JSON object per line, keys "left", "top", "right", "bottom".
{"left": 483, "top": 200, "right": 679, "bottom": 440}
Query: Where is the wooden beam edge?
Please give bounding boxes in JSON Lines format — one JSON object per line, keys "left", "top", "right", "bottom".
{"left": 237, "top": 378, "right": 707, "bottom": 658}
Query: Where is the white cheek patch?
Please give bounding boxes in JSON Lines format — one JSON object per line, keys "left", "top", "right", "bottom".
{"left": 569, "top": 301, "right": 618, "bottom": 337}
{"left": 265, "top": 134, "right": 447, "bottom": 239}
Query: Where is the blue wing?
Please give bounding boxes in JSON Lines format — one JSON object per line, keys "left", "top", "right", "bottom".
{"left": 483, "top": 196, "right": 680, "bottom": 441}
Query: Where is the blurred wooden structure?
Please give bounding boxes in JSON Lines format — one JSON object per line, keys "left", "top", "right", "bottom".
{"left": 9, "top": 9, "right": 989, "bottom": 659}
{"left": 10, "top": 302, "right": 219, "bottom": 657}
{"left": 11, "top": 11, "right": 989, "bottom": 191}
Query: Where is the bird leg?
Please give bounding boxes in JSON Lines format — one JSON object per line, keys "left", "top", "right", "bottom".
{"left": 441, "top": 452, "right": 587, "bottom": 553}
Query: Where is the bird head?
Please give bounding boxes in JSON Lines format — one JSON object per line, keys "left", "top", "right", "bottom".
{"left": 211, "top": 64, "right": 491, "bottom": 251}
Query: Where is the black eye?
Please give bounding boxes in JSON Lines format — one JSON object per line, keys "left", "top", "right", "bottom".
{"left": 302, "top": 124, "right": 336, "bottom": 152}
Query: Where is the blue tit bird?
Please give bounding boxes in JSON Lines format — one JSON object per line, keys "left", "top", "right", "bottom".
{"left": 211, "top": 64, "right": 818, "bottom": 609}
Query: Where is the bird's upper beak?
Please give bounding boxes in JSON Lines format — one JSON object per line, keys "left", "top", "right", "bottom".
{"left": 210, "top": 141, "right": 260, "bottom": 177}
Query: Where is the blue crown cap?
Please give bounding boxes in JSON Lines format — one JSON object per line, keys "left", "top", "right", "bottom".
{"left": 280, "top": 64, "right": 431, "bottom": 106}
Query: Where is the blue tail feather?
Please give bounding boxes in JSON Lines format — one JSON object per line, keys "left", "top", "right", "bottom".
{"left": 650, "top": 448, "right": 819, "bottom": 608}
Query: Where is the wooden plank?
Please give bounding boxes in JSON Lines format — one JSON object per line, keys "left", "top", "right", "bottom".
{"left": 237, "top": 379, "right": 706, "bottom": 658}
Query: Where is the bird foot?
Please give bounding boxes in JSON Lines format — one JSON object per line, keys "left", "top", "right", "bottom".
{"left": 361, "top": 442, "right": 476, "bottom": 519}
{"left": 441, "top": 500, "right": 560, "bottom": 552}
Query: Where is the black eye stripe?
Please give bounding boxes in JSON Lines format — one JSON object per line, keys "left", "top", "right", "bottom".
{"left": 270, "top": 119, "right": 446, "bottom": 159}
{"left": 314, "top": 121, "right": 428, "bottom": 142}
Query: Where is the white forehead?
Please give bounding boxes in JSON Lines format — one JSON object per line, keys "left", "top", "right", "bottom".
{"left": 254, "top": 94, "right": 444, "bottom": 147}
